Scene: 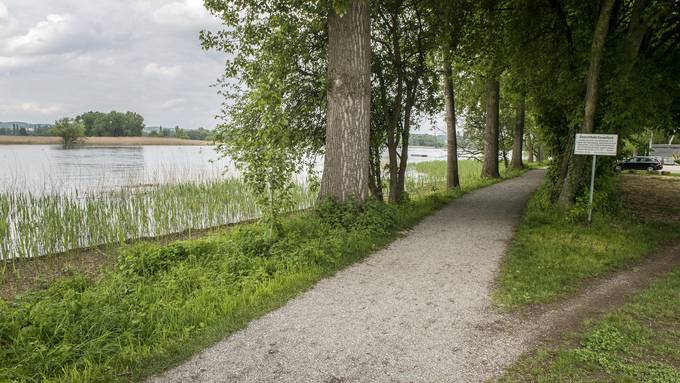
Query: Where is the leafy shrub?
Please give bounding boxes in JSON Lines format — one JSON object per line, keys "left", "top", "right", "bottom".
{"left": 118, "top": 242, "right": 191, "bottom": 277}
{"left": 231, "top": 225, "right": 277, "bottom": 258}
{"left": 315, "top": 198, "right": 397, "bottom": 234}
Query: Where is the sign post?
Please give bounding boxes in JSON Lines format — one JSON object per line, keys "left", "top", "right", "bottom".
{"left": 574, "top": 134, "right": 618, "bottom": 223}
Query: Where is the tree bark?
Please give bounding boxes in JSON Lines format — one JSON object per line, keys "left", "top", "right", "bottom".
{"left": 511, "top": 95, "right": 525, "bottom": 170}
{"left": 395, "top": 80, "right": 417, "bottom": 201}
{"left": 482, "top": 78, "right": 500, "bottom": 179}
{"left": 319, "top": 0, "right": 371, "bottom": 202}
{"left": 387, "top": 10, "right": 403, "bottom": 204}
{"left": 368, "top": 139, "right": 384, "bottom": 200}
{"left": 624, "top": 0, "right": 649, "bottom": 69}
{"left": 442, "top": 59, "right": 460, "bottom": 188}
{"left": 557, "top": 0, "right": 615, "bottom": 207}
{"left": 527, "top": 133, "right": 535, "bottom": 163}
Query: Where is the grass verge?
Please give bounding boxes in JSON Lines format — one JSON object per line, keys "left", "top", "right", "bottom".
{"left": 0, "top": 163, "right": 526, "bottom": 382}
{"left": 498, "top": 266, "right": 680, "bottom": 382}
{"left": 494, "top": 174, "right": 680, "bottom": 308}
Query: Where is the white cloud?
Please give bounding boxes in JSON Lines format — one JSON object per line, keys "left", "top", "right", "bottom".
{"left": 0, "top": 55, "right": 45, "bottom": 70}
{"left": 143, "top": 62, "right": 182, "bottom": 79}
{"left": 152, "top": 0, "right": 216, "bottom": 28}
{"left": 0, "top": 1, "right": 9, "bottom": 24}
{"left": 20, "top": 102, "right": 62, "bottom": 114}
{"left": 67, "top": 53, "right": 116, "bottom": 67}
{"left": 5, "top": 14, "right": 76, "bottom": 55}
{"left": 0, "top": 0, "right": 225, "bottom": 128}
{"left": 161, "top": 98, "right": 187, "bottom": 109}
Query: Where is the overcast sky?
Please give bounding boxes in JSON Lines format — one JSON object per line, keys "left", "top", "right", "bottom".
{"left": 0, "top": 0, "right": 226, "bottom": 129}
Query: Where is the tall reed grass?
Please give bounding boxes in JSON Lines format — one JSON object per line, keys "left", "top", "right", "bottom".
{"left": 1, "top": 179, "right": 316, "bottom": 260}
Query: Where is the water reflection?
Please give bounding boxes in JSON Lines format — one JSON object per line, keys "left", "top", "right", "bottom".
{"left": 51, "top": 146, "right": 145, "bottom": 191}
{"left": 0, "top": 145, "right": 231, "bottom": 195}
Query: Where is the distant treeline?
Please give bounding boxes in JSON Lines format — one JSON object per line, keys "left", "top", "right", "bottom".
{"left": 77, "top": 111, "right": 144, "bottom": 137}
{"left": 408, "top": 133, "right": 447, "bottom": 147}
{"left": 0, "top": 123, "right": 52, "bottom": 136}
{"left": 1, "top": 112, "right": 212, "bottom": 141}
{"left": 147, "top": 126, "right": 212, "bottom": 141}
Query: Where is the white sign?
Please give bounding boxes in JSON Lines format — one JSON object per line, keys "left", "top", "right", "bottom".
{"left": 574, "top": 134, "right": 618, "bottom": 156}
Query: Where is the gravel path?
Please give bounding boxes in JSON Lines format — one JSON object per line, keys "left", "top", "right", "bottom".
{"left": 150, "top": 171, "right": 545, "bottom": 383}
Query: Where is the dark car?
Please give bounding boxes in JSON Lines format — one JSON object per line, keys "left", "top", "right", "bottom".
{"left": 615, "top": 156, "right": 663, "bottom": 172}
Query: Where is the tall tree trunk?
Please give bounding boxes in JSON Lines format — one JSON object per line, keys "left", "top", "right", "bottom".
{"left": 537, "top": 144, "right": 545, "bottom": 162}
{"left": 368, "top": 141, "right": 384, "bottom": 200}
{"left": 511, "top": 95, "right": 525, "bottom": 170}
{"left": 442, "top": 59, "right": 460, "bottom": 188}
{"left": 557, "top": 0, "right": 615, "bottom": 207}
{"left": 624, "top": 0, "right": 649, "bottom": 71}
{"left": 319, "top": 0, "right": 371, "bottom": 202}
{"left": 395, "top": 83, "right": 417, "bottom": 201}
{"left": 387, "top": 10, "right": 403, "bottom": 204}
{"left": 482, "top": 78, "right": 500, "bottom": 178}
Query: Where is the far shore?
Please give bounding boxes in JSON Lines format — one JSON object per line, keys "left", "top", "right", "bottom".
{"left": 0, "top": 135, "right": 212, "bottom": 146}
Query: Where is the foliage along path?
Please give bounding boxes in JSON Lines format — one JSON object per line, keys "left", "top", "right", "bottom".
{"left": 146, "top": 169, "right": 569, "bottom": 382}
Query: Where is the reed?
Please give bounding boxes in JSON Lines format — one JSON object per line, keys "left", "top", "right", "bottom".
{"left": 0, "top": 179, "right": 316, "bottom": 260}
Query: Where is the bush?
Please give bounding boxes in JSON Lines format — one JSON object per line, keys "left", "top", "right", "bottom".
{"left": 50, "top": 118, "right": 84, "bottom": 149}
{"left": 315, "top": 198, "right": 398, "bottom": 234}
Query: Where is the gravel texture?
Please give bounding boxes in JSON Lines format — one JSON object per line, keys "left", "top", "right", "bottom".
{"left": 150, "top": 171, "right": 545, "bottom": 383}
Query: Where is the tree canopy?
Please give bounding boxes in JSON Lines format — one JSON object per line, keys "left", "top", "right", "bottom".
{"left": 203, "top": 0, "right": 680, "bottom": 216}
{"left": 76, "top": 111, "right": 145, "bottom": 137}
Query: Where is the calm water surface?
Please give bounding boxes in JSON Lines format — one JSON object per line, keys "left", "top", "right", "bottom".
{"left": 0, "top": 144, "right": 447, "bottom": 194}
{"left": 0, "top": 145, "right": 233, "bottom": 194}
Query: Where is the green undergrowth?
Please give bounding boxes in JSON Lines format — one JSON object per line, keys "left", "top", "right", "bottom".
{"left": 0, "top": 165, "right": 527, "bottom": 382}
{"left": 494, "top": 179, "right": 680, "bottom": 308}
{"left": 499, "top": 267, "right": 680, "bottom": 382}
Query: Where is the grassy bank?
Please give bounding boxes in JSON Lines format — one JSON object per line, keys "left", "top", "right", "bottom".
{"left": 499, "top": 266, "right": 680, "bottom": 382}
{"left": 0, "top": 136, "right": 210, "bottom": 146}
{"left": 494, "top": 175, "right": 680, "bottom": 308}
{"left": 408, "top": 160, "right": 506, "bottom": 193}
{"left": 0, "top": 163, "right": 527, "bottom": 382}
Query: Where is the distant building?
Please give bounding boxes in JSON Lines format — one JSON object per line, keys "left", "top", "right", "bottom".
{"left": 650, "top": 144, "right": 680, "bottom": 164}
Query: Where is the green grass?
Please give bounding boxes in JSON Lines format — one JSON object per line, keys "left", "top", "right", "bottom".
{"left": 0, "top": 163, "right": 527, "bottom": 382}
{"left": 407, "top": 159, "right": 505, "bottom": 193}
{"left": 494, "top": 181, "right": 680, "bottom": 308}
{"left": 499, "top": 267, "right": 680, "bottom": 382}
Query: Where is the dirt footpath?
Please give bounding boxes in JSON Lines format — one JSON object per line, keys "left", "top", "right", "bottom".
{"left": 150, "top": 171, "right": 545, "bottom": 383}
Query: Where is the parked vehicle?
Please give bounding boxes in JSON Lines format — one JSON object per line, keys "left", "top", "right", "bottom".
{"left": 615, "top": 156, "right": 663, "bottom": 171}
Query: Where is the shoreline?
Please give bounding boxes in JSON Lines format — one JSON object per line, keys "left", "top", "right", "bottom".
{"left": 0, "top": 135, "right": 212, "bottom": 146}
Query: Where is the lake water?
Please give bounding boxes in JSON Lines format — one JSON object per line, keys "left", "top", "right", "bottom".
{"left": 0, "top": 144, "right": 448, "bottom": 195}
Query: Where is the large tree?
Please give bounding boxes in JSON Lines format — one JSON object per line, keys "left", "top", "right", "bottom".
{"left": 431, "top": 0, "right": 472, "bottom": 189}
{"left": 369, "top": 0, "right": 439, "bottom": 203}
{"left": 510, "top": 93, "right": 525, "bottom": 170}
{"left": 319, "top": 0, "right": 372, "bottom": 202}
{"left": 482, "top": 78, "right": 501, "bottom": 178}
{"left": 202, "top": 0, "right": 327, "bottom": 232}
{"left": 557, "top": 0, "right": 616, "bottom": 206}
{"left": 442, "top": 58, "right": 460, "bottom": 187}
